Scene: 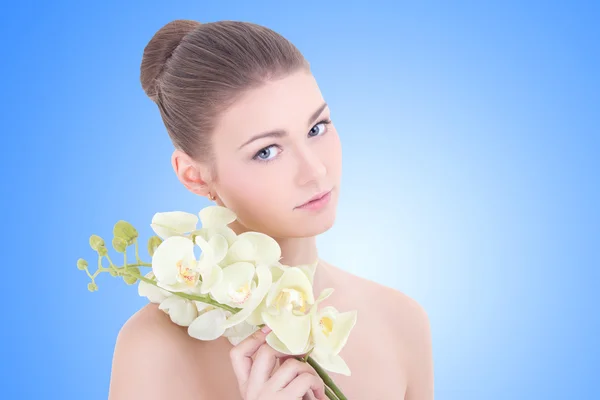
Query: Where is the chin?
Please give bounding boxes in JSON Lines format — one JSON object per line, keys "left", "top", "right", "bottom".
{"left": 290, "top": 204, "right": 338, "bottom": 237}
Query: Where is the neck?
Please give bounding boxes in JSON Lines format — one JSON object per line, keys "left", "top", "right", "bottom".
{"left": 275, "top": 235, "right": 319, "bottom": 267}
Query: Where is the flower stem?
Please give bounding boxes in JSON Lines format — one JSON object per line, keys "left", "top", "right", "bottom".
{"left": 124, "top": 269, "right": 241, "bottom": 314}
{"left": 94, "top": 243, "right": 346, "bottom": 398}
{"left": 325, "top": 385, "right": 341, "bottom": 400}
{"left": 307, "top": 357, "right": 347, "bottom": 400}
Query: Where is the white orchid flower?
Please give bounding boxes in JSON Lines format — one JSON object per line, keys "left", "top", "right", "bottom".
{"left": 193, "top": 205, "right": 238, "bottom": 246}
{"left": 158, "top": 296, "right": 198, "bottom": 326}
{"left": 151, "top": 236, "right": 201, "bottom": 293}
{"left": 260, "top": 267, "right": 318, "bottom": 355}
{"left": 242, "top": 260, "right": 312, "bottom": 327}
{"left": 198, "top": 205, "right": 237, "bottom": 229}
{"left": 269, "top": 258, "right": 317, "bottom": 285}
{"left": 187, "top": 301, "right": 229, "bottom": 341}
{"left": 309, "top": 302, "right": 357, "bottom": 376}
{"left": 232, "top": 256, "right": 303, "bottom": 327}
{"left": 193, "top": 233, "right": 230, "bottom": 294}
{"left": 219, "top": 263, "right": 273, "bottom": 330}
{"left": 137, "top": 271, "right": 172, "bottom": 303}
{"left": 265, "top": 286, "right": 335, "bottom": 356}
{"left": 223, "top": 320, "right": 259, "bottom": 346}
{"left": 207, "top": 230, "right": 281, "bottom": 330}
{"left": 221, "top": 231, "right": 282, "bottom": 266}
{"left": 150, "top": 211, "right": 199, "bottom": 239}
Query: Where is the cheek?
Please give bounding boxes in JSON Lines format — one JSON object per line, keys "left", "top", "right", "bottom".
{"left": 325, "top": 129, "right": 343, "bottom": 177}
{"left": 216, "top": 163, "right": 291, "bottom": 228}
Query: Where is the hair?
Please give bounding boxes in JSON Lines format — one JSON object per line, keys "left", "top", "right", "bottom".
{"left": 140, "top": 19, "right": 310, "bottom": 167}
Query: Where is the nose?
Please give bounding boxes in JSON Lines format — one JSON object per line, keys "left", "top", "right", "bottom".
{"left": 294, "top": 144, "right": 327, "bottom": 187}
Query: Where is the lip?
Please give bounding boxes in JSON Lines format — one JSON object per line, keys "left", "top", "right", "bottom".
{"left": 297, "top": 189, "right": 332, "bottom": 208}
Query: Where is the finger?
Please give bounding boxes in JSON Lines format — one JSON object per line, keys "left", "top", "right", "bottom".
{"left": 229, "top": 326, "right": 271, "bottom": 386}
{"left": 267, "top": 358, "right": 319, "bottom": 390}
{"left": 245, "top": 343, "right": 287, "bottom": 399}
{"left": 282, "top": 372, "right": 326, "bottom": 400}
{"left": 302, "top": 390, "right": 318, "bottom": 400}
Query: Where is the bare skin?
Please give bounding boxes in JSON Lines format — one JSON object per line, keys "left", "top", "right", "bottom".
{"left": 108, "top": 260, "right": 432, "bottom": 399}
{"left": 108, "top": 69, "right": 433, "bottom": 399}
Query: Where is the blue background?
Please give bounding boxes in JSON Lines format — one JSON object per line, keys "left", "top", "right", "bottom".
{"left": 2, "top": 1, "right": 598, "bottom": 398}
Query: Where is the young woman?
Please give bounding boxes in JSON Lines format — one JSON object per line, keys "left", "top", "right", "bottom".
{"left": 108, "top": 19, "right": 434, "bottom": 400}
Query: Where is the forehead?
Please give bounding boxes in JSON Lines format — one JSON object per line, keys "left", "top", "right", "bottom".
{"left": 213, "top": 70, "right": 325, "bottom": 144}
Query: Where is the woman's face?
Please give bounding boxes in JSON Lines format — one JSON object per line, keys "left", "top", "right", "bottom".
{"left": 209, "top": 69, "right": 342, "bottom": 239}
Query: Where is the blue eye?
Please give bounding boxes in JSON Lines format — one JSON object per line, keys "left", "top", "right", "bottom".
{"left": 308, "top": 119, "right": 331, "bottom": 137}
{"left": 254, "top": 145, "right": 280, "bottom": 162}
{"left": 252, "top": 118, "right": 332, "bottom": 163}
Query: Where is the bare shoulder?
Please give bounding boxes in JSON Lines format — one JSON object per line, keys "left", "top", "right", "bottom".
{"left": 326, "top": 261, "right": 434, "bottom": 398}
{"left": 108, "top": 303, "right": 211, "bottom": 400}
{"left": 328, "top": 261, "right": 430, "bottom": 323}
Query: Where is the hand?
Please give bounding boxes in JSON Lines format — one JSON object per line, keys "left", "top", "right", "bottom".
{"left": 229, "top": 326, "right": 327, "bottom": 400}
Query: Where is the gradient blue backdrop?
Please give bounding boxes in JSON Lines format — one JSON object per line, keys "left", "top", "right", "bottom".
{"left": 2, "top": 1, "right": 598, "bottom": 399}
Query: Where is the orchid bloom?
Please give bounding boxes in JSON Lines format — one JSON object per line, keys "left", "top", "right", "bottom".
{"left": 309, "top": 303, "right": 357, "bottom": 376}
{"left": 192, "top": 206, "right": 238, "bottom": 247}
{"left": 212, "top": 231, "right": 283, "bottom": 330}
{"left": 137, "top": 271, "right": 172, "bottom": 303}
{"left": 158, "top": 296, "right": 198, "bottom": 326}
{"left": 151, "top": 235, "right": 202, "bottom": 293}
{"left": 187, "top": 301, "right": 229, "bottom": 340}
{"left": 150, "top": 211, "right": 199, "bottom": 239}
{"left": 260, "top": 267, "right": 318, "bottom": 355}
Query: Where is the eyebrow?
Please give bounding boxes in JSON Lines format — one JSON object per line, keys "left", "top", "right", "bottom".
{"left": 238, "top": 102, "right": 329, "bottom": 150}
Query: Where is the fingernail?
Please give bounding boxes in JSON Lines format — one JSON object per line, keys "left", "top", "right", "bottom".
{"left": 261, "top": 325, "right": 271, "bottom": 333}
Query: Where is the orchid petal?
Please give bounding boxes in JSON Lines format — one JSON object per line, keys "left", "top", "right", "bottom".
{"left": 210, "top": 262, "right": 255, "bottom": 306}
{"left": 222, "top": 264, "right": 272, "bottom": 329}
{"left": 138, "top": 272, "right": 171, "bottom": 303}
{"left": 311, "top": 347, "right": 351, "bottom": 376}
{"left": 151, "top": 211, "right": 198, "bottom": 239}
{"left": 262, "top": 311, "right": 311, "bottom": 355}
{"left": 158, "top": 297, "right": 198, "bottom": 327}
{"left": 236, "top": 231, "right": 282, "bottom": 265}
{"left": 198, "top": 205, "right": 237, "bottom": 228}
{"left": 152, "top": 236, "right": 196, "bottom": 287}
{"left": 188, "top": 308, "right": 227, "bottom": 340}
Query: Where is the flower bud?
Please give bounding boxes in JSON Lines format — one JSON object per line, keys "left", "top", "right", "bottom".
{"left": 113, "top": 220, "right": 138, "bottom": 244}
{"left": 87, "top": 282, "right": 98, "bottom": 292}
{"left": 147, "top": 236, "right": 162, "bottom": 257}
{"left": 188, "top": 230, "right": 201, "bottom": 244}
{"left": 112, "top": 237, "right": 128, "bottom": 253}
{"left": 123, "top": 267, "right": 140, "bottom": 285}
{"left": 89, "top": 235, "right": 105, "bottom": 251}
{"left": 98, "top": 247, "right": 108, "bottom": 257}
{"left": 77, "top": 258, "right": 88, "bottom": 271}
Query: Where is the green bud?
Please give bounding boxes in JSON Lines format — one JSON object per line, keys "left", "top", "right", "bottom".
{"left": 123, "top": 267, "right": 140, "bottom": 285}
{"left": 87, "top": 282, "right": 98, "bottom": 292}
{"left": 98, "top": 247, "right": 108, "bottom": 257}
{"left": 188, "top": 230, "right": 200, "bottom": 245}
{"left": 77, "top": 258, "right": 88, "bottom": 271}
{"left": 112, "top": 237, "right": 128, "bottom": 253}
{"left": 147, "top": 236, "right": 163, "bottom": 257}
{"left": 89, "top": 235, "right": 105, "bottom": 251}
{"left": 113, "top": 220, "right": 138, "bottom": 244}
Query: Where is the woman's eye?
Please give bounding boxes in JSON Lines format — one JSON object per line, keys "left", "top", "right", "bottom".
{"left": 252, "top": 119, "right": 331, "bottom": 162}
{"left": 308, "top": 121, "right": 328, "bottom": 137}
{"left": 254, "top": 145, "right": 279, "bottom": 161}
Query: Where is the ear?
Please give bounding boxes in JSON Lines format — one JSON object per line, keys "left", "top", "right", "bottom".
{"left": 171, "top": 149, "right": 213, "bottom": 197}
